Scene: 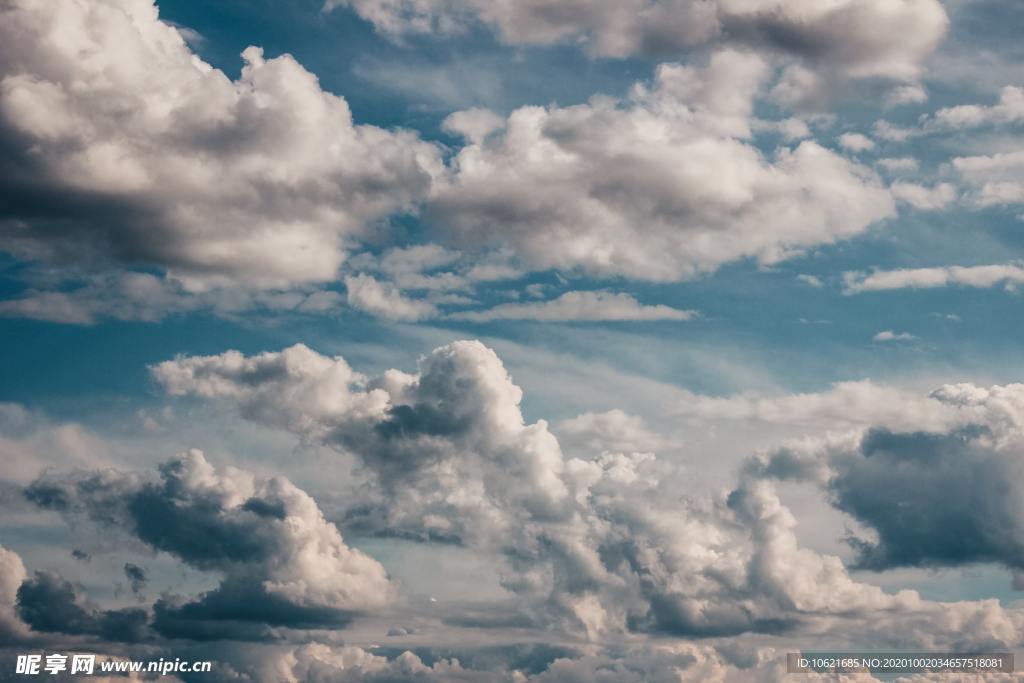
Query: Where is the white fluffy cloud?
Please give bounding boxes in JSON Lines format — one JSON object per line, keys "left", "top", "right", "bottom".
{"left": 329, "top": 0, "right": 948, "bottom": 84}
{"left": 876, "top": 157, "right": 920, "bottom": 173}
{"left": 890, "top": 182, "right": 958, "bottom": 210}
{"left": 837, "top": 132, "right": 875, "bottom": 152}
{"left": 448, "top": 291, "right": 694, "bottom": 322}
{"left": 0, "top": 545, "right": 29, "bottom": 640}
{"left": 953, "top": 150, "right": 1024, "bottom": 207}
{"left": 844, "top": 264, "right": 1024, "bottom": 292}
{"left": 430, "top": 50, "right": 895, "bottom": 281}
{"left": 345, "top": 274, "right": 439, "bottom": 321}
{"left": 0, "top": 273, "right": 346, "bottom": 324}
{"left": 873, "top": 330, "right": 916, "bottom": 342}
{"left": 0, "top": 0, "right": 443, "bottom": 289}
{"left": 928, "top": 85, "right": 1024, "bottom": 129}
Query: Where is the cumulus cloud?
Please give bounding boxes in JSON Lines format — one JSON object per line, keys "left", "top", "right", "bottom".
{"left": 328, "top": 0, "right": 948, "bottom": 84}
{"left": 345, "top": 274, "right": 439, "bottom": 321}
{"left": 151, "top": 340, "right": 1019, "bottom": 646}
{"left": 448, "top": 291, "right": 694, "bottom": 322}
{"left": 210, "top": 640, "right": 826, "bottom": 683}
{"left": 0, "top": 0, "right": 442, "bottom": 289}
{"left": 16, "top": 571, "right": 149, "bottom": 642}
{"left": 429, "top": 50, "right": 895, "bottom": 281}
{"left": 837, "top": 132, "right": 875, "bottom": 152}
{"left": 884, "top": 83, "right": 928, "bottom": 108}
{"left": 0, "top": 546, "right": 29, "bottom": 641}
{"left": 953, "top": 150, "right": 1024, "bottom": 207}
{"left": 745, "top": 382, "right": 1024, "bottom": 572}
{"left": 873, "top": 119, "right": 920, "bottom": 142}
{"left": 890, "top": 182, "right": 958, "bottom": 210}
{"left": 928, "top": 85, "right": 1024, "bottom": 129}
{"left": 844, "top": 264, "right": 1024, "bottom": 293}
{"left": 26, "top": 449, "right": 394, "bottom": 637}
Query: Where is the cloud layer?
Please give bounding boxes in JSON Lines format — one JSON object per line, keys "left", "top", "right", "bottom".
{"left": 150, "top": 341, "right": 1024, "bottom": 649}
{"left": 329, "top": 0, "right": 948, "bottom": 85}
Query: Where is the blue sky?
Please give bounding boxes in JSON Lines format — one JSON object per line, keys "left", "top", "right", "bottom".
{"left": 2, "top": 0, "right": 1024, "bottom": 680}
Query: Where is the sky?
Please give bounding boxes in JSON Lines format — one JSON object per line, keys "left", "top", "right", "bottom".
{"left": 2, "top": 0, "right": 1024, "bottom": 681}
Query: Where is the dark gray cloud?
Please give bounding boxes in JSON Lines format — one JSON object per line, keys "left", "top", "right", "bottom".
{"left": 833, "top": 426, "right": 1024, "bottom": 570}
{"left": 123, "top": 563, "right": 147, "bottom": 600}
{"left": 745, "top": 382, "right": 1024, "bottom": 572}
{"left": 25, "top": 449, "right": 394, "bottom": 637}
{"left": 16, "top": 571, "right": 149, "bottom": 642}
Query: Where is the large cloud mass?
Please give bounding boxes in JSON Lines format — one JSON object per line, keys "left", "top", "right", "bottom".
{"left": 0, "top": 0, "right": 907, "bottom": 311}
{"left": 151, "top": 341, "right": 1024, "bottom": 648}
{"left": 431, "top": 50, "right": 895, "bottom": 280}
{"left": 0, "top": 0, "right": 442, "bottom": 289}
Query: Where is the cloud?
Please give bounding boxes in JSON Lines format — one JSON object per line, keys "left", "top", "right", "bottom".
{"left": 876, "top": 157, "right": 920, "bottom": 173}
{"left": 796, "top": 274, "right": 823, "bottom": 288}
{"left": 555, "top": 409, "right": 669, "bottom": 456}
{"left": 151, "top": 344, "right": 386, "bottom": 443}
{"left": 15, "top": 341, "right": 1024, "bottom": 659}
{"left": 884, "top": 83, "right": 928, "bottom": 107}
{"left": 442, "top": 107, "right": 505, "bottom": 144}
{"left": 928, "top": 85, "right": 1024, "bottom": 129}
{"left": 153, "top": 341, "right": 1008, "bottom": 643}
{"left": 123, "top": 563, "right": 148, "bottom": 600}
{"left": 429, "top": 50, "right": 895, "bottom": 281}
{"left": 25, "top": 449, "right": 395, "bottom": 637}
{"left": 201, "top": 641, "right": 808, "bottom": 683}
{"left": 873, "top": 330, "right": 916, "bottom": 342}
{"left": 0, "top": 546, "right": 29, "bottom": 641}
{"left": 0, "top": 403, "right": 113, "bottom": 485}
{"left": 675, "top": 379, "right": 968, "bottom": 433}
{"left": 16, "top": 571, "right": 149, "bottom": 642}
{"left": 837, "top": 133, "right": 875, "bottom": 152}
{"left": 873, "top": 119, "right": 920, "bottom": 142}
{"left": 448, "top": 291, "right": 694, "bottom": 322}
{"left": 890, "top": 182, "right": 958, "bottom": 210}
{"left": 844, "top": 264, "right": 1024, "bottom": 293}
{"left": 745, "top": 382, "right": 1024, "bottom": 572}
{"left": 0, "top": 272, "right": 346, "bottom": 325}
{"left": 345, "top": 274, "right": 439, "bottom": 321}
{"left": 328, "top": 0, "right": 948, "bottom": 84}
{"left": 339, "top": 246, "right": 532, "bottom": 322}
{"left": 0, "top": 0, "right": 442, "bottom": 289}
{"left": 953, "top": 150, "right": 1024, "bottom": 207}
